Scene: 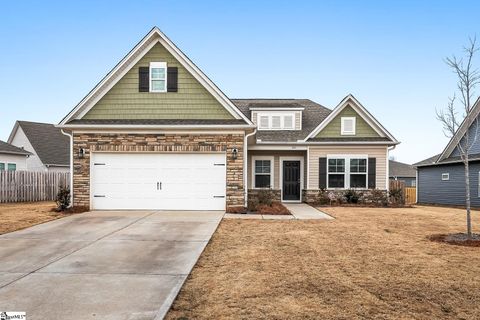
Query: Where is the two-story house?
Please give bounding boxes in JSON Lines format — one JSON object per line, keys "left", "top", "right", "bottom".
{"left": 58, "top": 27, "right": 399, "bottom": 211}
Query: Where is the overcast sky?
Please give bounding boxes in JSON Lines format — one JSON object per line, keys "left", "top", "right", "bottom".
{"left": 1, "top": 0, "right": 479, "bottom": 163}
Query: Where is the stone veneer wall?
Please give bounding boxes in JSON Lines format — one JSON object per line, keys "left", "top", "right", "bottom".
{"left": 247, "top": 189, "right": 282, "bottom": 203}
{"left": 302, "top": 189, "right": 389, "bottom": 204}
{"left": 72, "top": 133, "right": 244, "bottom": 208}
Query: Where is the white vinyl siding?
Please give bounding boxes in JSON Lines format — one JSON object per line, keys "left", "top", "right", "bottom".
{"left": 309, "top": 145, "right": 388, "bottom": 189}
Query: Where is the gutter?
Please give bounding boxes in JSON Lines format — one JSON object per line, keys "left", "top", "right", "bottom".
{"left": 56, "top": 124, "right": 256, "bottom": 130}
{"left": 244, "top": 128, "right": 257, "bottom": 207}
{"left": 60, "top": 129, "right": 74, "bottom": 208}
{"left": 387, "top": 145, "right": 396, "bottom": 191}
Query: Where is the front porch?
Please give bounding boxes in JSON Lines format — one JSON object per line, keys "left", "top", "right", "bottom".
{"left": 247, "top": 150, "right": 307, "bottom": 203}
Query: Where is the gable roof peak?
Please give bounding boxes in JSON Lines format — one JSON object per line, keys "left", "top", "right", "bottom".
{"left": 59, "top": 27, "right": 252, "bottom": 127}
{"left": 304, "top": 94, "right": 399, "bottom": 143}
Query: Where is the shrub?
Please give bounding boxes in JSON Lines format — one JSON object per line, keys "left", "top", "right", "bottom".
{"left": 370, "top": 189, "right": 388, "bottom": 206}
{"left": 316, "top": 189, "right": 330, "bottom": 205}
{"left": 256, "top": 189, "right": 276, "bottom": 206}
{"left": 389, "top": 188, "right": 405, "bottom": 205}
{"left": 55, "top": 185, "right": 71, "bottom": 211}
{"left": 344, "top": 189, "right": 361, "bottom": 204}
{"left": 247, "top": 198, "right": 260, "bottom": 212}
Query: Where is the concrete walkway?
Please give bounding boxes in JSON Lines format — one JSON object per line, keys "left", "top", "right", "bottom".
{"left": 284, "top": 203, "right": 334, "bottom": 220}
{"left": 224, "top": 203, "right": 333, "bottom": 220}
{"left": 0, "top": 210, "right": 223, "bottom": 320}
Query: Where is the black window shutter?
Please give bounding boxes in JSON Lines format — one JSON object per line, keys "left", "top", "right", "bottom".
{"left": 319, "top": 158, "right": 327, "bottom": 189}
{"left": 167, "top": 67, "right": 178, "bottom": 92}
{"left": 368, "top": 158, "right": 376, "bottom": 189}
{"left": 139, "top": 67, "right": 149, "bottom": 92}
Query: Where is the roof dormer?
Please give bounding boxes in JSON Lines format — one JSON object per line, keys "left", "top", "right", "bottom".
{"left": 250, "top": 107, "right": 304, "bottom": 131}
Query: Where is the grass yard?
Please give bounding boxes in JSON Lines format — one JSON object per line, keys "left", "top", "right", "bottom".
{"left": 0, "top": 202, "right": 67, "bottom": 234}
{"left": 167, "top": 206, "right": 480, "bottom": 320}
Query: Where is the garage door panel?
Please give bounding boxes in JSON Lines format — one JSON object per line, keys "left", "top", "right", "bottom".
{"left": 91, "top": 153, "right": 227, "bottom": 210}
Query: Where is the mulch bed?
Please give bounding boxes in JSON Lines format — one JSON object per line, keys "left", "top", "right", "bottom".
{"left": 428, "top": 233, "right": 480, "bottom": 247}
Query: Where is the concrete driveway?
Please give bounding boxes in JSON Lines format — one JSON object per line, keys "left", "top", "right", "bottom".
{"left": 0, "top": 210, "right": 223, "bottom": 320}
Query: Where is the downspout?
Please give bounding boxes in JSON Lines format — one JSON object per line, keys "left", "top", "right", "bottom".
{"left": 244, "top": 128, "right": 257, "bottom": 207}
{"left": 61, "top": 129, "right": 74, "bottom": 208}
{"left": 387, "top": 145, "right": 396, "bottom": 191}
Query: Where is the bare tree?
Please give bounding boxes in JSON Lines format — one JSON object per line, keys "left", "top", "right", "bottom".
{"left": 437, "top": 37, "right": 480, "bottom": 239}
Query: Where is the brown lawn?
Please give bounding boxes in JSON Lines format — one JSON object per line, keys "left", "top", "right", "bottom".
{"left": 0, "top": 202, "right": 68, "bottom": 234}
{"left": 166, "top": 206, "right": 480, "bottom": 320}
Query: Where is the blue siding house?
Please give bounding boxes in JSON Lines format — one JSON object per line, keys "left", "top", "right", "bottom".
{"left": 415, "top": 99, "right": 480, "bottom": 207}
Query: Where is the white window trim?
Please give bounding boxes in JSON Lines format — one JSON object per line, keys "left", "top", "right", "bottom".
{"left": 341, "top": 117, "right": 356, "bottom": 135}
{"left": 279, "top": 156, "right": 304, "bottom": 202}
{"left": 442, "top": 173, "right": 450, "bottom": 181}
{"left": 149, "top": 62, "right": 167, "bottom": 93}
{"left": 256, "top": 112, "right": 296, "bottom": 131}
{"left": 326, "top": 154, "right": 368, "bottom": 189}
{"left": 251, "top": 156, "right": 274, "bottom": 189}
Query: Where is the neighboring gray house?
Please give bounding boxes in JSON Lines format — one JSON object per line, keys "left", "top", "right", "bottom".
{"left": 415, "top": 98, "right": 480, "bottom": 207}
{"left": 0, "top": 140, "right": 32, "bottom": 171}
{"left": 7, "top": 121, "right": 70, "bottom": 172}
{"left": 389, "top": 160, "right": 416, "bottom": 187}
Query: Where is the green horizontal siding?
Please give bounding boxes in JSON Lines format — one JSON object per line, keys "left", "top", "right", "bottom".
{"left": 83, "top": 43, "right": 233, "bottom": 120}
{"left": 315, "top": 105, "right": 380, "bottom": 138}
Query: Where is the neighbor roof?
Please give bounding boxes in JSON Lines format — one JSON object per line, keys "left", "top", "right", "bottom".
{"left": 414, "top": 153, "right": 480, "bottom": 167}
{"left": 389, "top": 160, "right": 416, "bottom": 178}
{"left": 9, "top": 121, "right": 69, "bottom": 166}
{"left": 233, "top": 99, "right": 332, "bottom": 142}
{"left": 0, "top": 140, "right": 31, "bottom": 156}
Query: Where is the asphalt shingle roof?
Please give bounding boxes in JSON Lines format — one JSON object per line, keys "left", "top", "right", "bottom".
{"left": 232, "top": 99, "right": 332, "bottom": 142}
{"left": 0, "top": 140, "right": 31, "bottom": 156}
{"left": 414, "top": 153, "right": 480, "bottom": 167}
{"left": 389, "top": 160, "right": 416, "bottom": 178}
{"left": 17, "top": 121, "right": 70, "bottom": 166}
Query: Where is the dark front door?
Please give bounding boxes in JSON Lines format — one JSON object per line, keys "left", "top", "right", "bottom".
{"left": 283, "top": 160, "right": 301, "bottom": 201}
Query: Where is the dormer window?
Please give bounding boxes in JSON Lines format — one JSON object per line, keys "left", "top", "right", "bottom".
{"left": 341, "top": 117, "right": 356, "bottom": 135}
{"left": 257, "top": 112, "right": 295, "bottom": 130}
{"left": 150, "top": 62, "right": 167, "bottom": 92}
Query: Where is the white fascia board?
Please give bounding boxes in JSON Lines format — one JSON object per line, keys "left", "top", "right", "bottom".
{"left": 59, "top": 27, "right": 252, "bottom": 125}
{"left": 249, "top": 107, "right": 305, "bottom": 111}
{"left": 253, "top": 140, "right": 399, "bottom": 146}
{"left": 56, "top": 124, "right": 255, "bottom": 130}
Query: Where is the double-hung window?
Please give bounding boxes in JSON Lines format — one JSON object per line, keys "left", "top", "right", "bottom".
{"left": 7, "top": 163, "right": 16, "bottom": 171}
{"left": 328, "top": 159, "right": 346, "bottom": 188}
{"left": 150, "top": 62, "right": 167, "bottom": 92}
{"left": 349, "top": 158, "right": 367, "bottom": 188}
{"left": 253, "top": 157, "right": 273, "bottom": 188}
{"left": 327, "top": 156, "right": 368, "bottom": 189}
{"left": 0, "top": 163, "right": 4, "bottom": 171}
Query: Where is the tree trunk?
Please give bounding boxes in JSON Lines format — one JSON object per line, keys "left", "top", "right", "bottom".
{"left": 464, "top": 157, "right": 473, "bottom": 239}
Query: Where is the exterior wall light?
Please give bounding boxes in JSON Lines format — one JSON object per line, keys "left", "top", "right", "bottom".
{"left": 79, "top": 148, "right": 85, "bottom": 159}
{"left": 232, "top": 147, "right": 238, "bottom": 160}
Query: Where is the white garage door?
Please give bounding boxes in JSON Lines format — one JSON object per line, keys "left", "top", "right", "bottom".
{"left": 90, "top": 153, "right": 226, "bottom": 210}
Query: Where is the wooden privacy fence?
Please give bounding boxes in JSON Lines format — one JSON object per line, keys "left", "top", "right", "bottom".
{"left": 389, "top": 180, "right": 417, "bottom": 205}
{"left": 0, "top": 171, "right": 70, "bottom": 203}
{"left": 404, "top": 187, "right": 417, "bottom": 205}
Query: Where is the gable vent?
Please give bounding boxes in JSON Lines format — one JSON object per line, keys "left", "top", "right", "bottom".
{"left": 341, "top": 117, "right": 356, "bottom": 135}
